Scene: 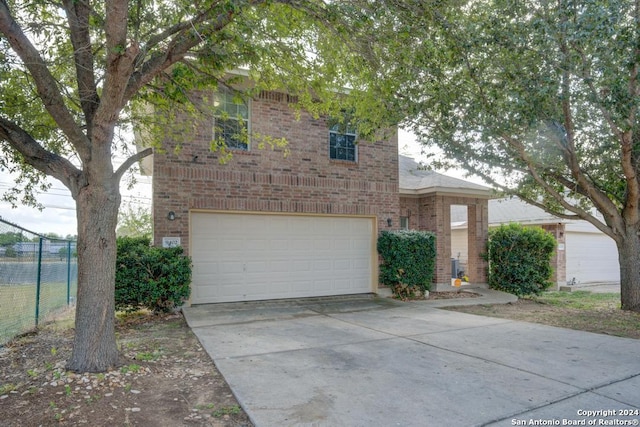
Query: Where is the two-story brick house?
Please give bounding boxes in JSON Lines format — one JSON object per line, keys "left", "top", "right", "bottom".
{"left": 150, "top": 85, "right": 491, "bottom": 304}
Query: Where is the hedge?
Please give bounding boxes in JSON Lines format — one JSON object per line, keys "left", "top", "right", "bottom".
{"left": 115, "top": 236, "right": 192, "bottom": 313}
{"left": 377, "top": 230, "right": 436, "bottom": 298}
{"left": 486, "top": 223, "right": 556, "bottom": 296}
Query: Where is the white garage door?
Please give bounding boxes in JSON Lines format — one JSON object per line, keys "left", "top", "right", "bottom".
{"left": 566, "top": 232, "right": 620, "bottom": 284}
{"left": 190, "top": 212, "right": 375, "bottom": 303}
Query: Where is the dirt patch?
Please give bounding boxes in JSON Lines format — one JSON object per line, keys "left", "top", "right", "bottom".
{"left": 388, "top": 290, "right": 480, "bottom": 302}
{"left": 0, "top": 310, "right": 252, "bottom": 427}
{"left": 445, "top": 299, "right": 640, "bottom": 339}
{"left": 427, "top": 291, "right": 480, "bottom": 300}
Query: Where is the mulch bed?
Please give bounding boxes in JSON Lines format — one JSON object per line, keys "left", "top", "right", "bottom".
{"left": 427, "top": 291, "right": 480, "bottom": 300}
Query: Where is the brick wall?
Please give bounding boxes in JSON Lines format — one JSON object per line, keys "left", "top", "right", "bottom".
{"left": 153, "top": 90, "right": 400, "bottom": 253}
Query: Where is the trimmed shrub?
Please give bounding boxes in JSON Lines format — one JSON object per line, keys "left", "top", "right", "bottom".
{"left": 115, "top": 236, "right": 192, "bottom": 313}
{"left": 377, "top": 230, "right": 436, "bottom": 298}
{"left": 486, "top": 223, "right": 556, "bottom": 296}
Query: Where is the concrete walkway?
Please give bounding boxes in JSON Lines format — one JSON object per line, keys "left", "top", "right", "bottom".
{"left": 183, "top": 292, "right": 640, "bottom": 426}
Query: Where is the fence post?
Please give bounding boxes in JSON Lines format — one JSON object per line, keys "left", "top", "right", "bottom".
{"left": 35, "top": 237, "right": 43, "bottom": 327}
{"left": 66, "top": 240, "right": 71, "bottom": 305}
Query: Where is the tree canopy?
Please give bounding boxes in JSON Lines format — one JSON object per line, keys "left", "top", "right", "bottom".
{"left": 0, "top": 0, "right": 390, "bottom": 371}
{"left": 117, "top": 203, "right": 152, "bottom": 239}
{"left": 364, "top": 0, "right": 638, "bottom": 237}
{"left": 353, "top": 0, "right": 640, "bottom": 310}
{"left": 1, "top": 1, "right": 374, "bottom": 195}
{"left": 0, "top": 231, "right": 22, "bottom": 247}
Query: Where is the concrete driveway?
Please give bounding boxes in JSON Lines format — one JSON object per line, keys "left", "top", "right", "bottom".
{"left": 183, "top": 293, "right": 640, "bottom": 427}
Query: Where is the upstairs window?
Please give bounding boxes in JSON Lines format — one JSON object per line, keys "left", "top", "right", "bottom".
{"left": 213, "top": 88, "right": 249, "bottom": 150}
{"left": 329, "top": 122, "right": 357, "bottom": 162}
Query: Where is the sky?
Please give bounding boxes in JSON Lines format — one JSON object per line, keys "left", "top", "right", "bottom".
{"left": 0, "top": 175, "right": 152, "bottom": 238}
{"left": 0, "top": 129, "right": 482, "bottom": 238}
{"left": 0, "top": 165, "right": 152, "bottom": 238}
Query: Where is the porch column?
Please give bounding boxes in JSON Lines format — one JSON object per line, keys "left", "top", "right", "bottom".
{"left": 467, "top": 202, "right": 488, "bottom": 286}
{"left": 540, "top": 223, "right": 566, "bottom": 291}
{"left": 422, "top": 195, "right": 453, "bottom": 291}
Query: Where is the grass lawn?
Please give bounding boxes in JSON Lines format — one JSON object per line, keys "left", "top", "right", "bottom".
{"left": 445, "top": 290, "right": 640, "bottom": 339}
{"left": 535, "top": 290, "right": 622, "bottom": 309}
{"left": 0, "top": 282, "right": 76, "bottom": 344}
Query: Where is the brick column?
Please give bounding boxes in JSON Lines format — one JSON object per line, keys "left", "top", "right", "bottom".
{"left": 467, "top": 202, "right": 488, "bottom": 286}
{"left": 540, "top": 224, "right": 566, "bottom": 290}
{"left": 420, "top": 195, "right": 452, "bottom": 291}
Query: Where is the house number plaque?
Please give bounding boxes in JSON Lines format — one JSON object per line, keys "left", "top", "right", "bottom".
{"left": 162, "top": 237, "right": 181, "bottom": 248}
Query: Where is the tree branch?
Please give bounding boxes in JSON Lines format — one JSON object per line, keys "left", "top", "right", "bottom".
{"left": 123, "top": 5, "right": 243, "bottom": 100}
{"left": 620, "top": 22, "right": 640, "bottom": 225}
{"left": 570, "top": 39, "right": 639, "bottom": 222}
{"left": 114, "top": 147, "right": 152, "bottom": 182}
{"left": 571, "top": 43, "right": 624, "bottom": 141}
{"left": 124, "top": 0, "right": 315, "bottom": 101}
{"left": 0, "top": 117, "right": 84, "bottom": 195}
{"left": 512, "top": 194, "right": 582, "bottom": 221}
{"left": 502, "top": 133, "right": 621, "bottom": 241}
{"left": 62, "top": 0, "right": 100, "bottom": 137}
{"left": 92, "top": 0, "right": 140, "bottom": 149}
{"left": 0, "top": 0, "right": 91, "bottom": 160}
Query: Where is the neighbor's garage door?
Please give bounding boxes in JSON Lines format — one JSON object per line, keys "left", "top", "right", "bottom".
{"left": 190, "top": 212, "right": 375, "bottom": 303}
{"left": 566, "top": 231, "right": 620, "bottom": 283}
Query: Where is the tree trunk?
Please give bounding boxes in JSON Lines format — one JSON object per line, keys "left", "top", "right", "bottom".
{"left": 66, "top": 178, "right": 121, "bottom": 372}
{"left": 617, "top": 228, "right": 640, "bottom": 312}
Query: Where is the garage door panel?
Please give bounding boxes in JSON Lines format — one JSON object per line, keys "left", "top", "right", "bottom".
{"left": 217, "top": 261, "right": 242, "bottom": 274}
{"left": 333, "top": 279, "right": 353, "bottom": 291}
{"left": 313, "top": 260, "right": 332, "bottom": 270}
{"left": 313, "top": 240, "right": 332, "bottom": 250}
{"left": 353, "top": 257, "right": 370, "bottom": 269}
{"left": 266, "top": 261, "right": 289, "bottom": 272}
{"left": 245, "top": 217, "right": 269, "bottom": 232}
{"left": 218, "top": 237, "right": 244, "bottom": 251}
{"left": 334, "top": 237, "right": 351, "bottom": 247}
{"left": 246, "top": 261, "right": 268, "bottom": 273}
{"left": 269, "top": 239, "right": 290, "bottom": 250}
{"left": 333, "top": 221, "right": 352, "bottom": 233}
{"left": 352, "top": 238, "right": 371, "bottom": 250}
{"left": 289, "top": 239, "right": 310, "bottom": 251}
{"left": 250, "top": 239, "right": 269, "bottom": 251}
{"left": 566, "top": 232, "right": 619, "bottom": 283}
{"left": 290, "top": 217, "right": 311, "bottom": 231}
{"left": 291, "top": 280, "right": 315, "bottom": 292}
{"left": 190, "top": 212, "right": 374, "bottom": 303}
{"left": 192, "top": 237, "right": 215, "bottom": 252}
{"left": 333, "top": 260, "right": 351, "bottom": 270}
{"left": 268, "top": 218, "right": 290, "bottom": 233}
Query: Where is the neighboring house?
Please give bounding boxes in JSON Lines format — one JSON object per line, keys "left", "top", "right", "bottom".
{"left": 451, "top": 197, "right": 620, "bottom": 289}
{"left": 149, "top": 84, "right": 493, "bottom": 303}
{"left": 3, "top": 241, "right": 75, "bottom": 258}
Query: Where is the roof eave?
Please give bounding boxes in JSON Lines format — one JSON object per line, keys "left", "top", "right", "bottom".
{"left": 399, "top": 186, "right": 495, "bottom": 199}
{"left": 488, "top": 218, "right": 570, "bottom": 226}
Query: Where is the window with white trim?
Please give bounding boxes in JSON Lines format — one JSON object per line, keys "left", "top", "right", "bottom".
{"left": 329, "top": 122, "right": 357, "bottom": 161}
{"left": 213, "top": 88, "right": 249, "bottom": 150}
{"left": 400, "top": 216, "right": 409, "bottom": 230}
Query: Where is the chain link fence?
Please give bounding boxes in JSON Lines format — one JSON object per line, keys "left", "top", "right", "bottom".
{"left": 0, "top": 218, "right": 77, "bottom": 345}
